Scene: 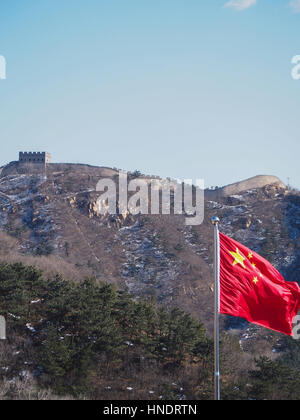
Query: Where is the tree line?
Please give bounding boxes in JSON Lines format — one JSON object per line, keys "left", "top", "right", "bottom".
{"left": 0, "top": 262, "right": 299, "bottom": 399}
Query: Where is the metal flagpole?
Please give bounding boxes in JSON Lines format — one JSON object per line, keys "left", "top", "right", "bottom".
{"left": 211, "top": 216, "right": 220, "bottom": 401}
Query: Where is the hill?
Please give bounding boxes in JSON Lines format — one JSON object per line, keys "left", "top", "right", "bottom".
{"left": 0, "top": 161, "right": 299, "bottom": 358}
{"left": 0, "top": 162, "right": 300, "bottom": 399}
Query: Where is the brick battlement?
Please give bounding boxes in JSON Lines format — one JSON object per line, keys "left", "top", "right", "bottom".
{"left": 19, "top": 152, "right": 51, "bottom": 164}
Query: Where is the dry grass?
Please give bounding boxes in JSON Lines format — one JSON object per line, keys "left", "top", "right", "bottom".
{"left": 0, "top": 377, "right": 75, "bottom": 400}
{"left": 0, "top": 231, "right": 82, "bottom": 282}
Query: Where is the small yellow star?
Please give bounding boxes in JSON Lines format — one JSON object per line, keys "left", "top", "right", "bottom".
{"left": 252, "top": 262, "right": 256, "bottom": 268}
{"left": 230, "top": 248, "right": 246, "bottom": 269}
{"left": 253, "top": 277, "right": 259, "bottom": 285}
{"left": 248, "top": 253, "right": 253, "bottom": 259}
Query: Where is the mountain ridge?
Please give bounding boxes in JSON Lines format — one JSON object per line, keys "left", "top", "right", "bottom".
{"left": 0, "top": 161, "right": 297, "bottom": 338}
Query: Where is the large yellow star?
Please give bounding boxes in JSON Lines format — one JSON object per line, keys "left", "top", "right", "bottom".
{"left": 230, "top": 248, "right": 246, "bottom": 269}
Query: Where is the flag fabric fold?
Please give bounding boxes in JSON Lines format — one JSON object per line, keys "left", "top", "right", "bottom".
{"left": 219, "top": 232, "right": 300, "bottom": 336}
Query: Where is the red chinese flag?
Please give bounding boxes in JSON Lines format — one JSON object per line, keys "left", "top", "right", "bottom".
{"left": 220, "top": 232, "right": 300, "bottom": 336}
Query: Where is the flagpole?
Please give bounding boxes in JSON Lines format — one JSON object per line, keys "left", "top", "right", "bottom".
{"left": 212, "top": 216, "right": 220, "bottom": 401}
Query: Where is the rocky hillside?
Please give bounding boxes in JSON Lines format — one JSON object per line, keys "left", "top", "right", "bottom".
{"left": 0, "top": 161, "right": 299, "bottom": 343}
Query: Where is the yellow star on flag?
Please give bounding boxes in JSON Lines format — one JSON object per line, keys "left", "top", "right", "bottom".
{"left": 248, "top": 253, "right": 253, "bottom": 259}
{"left": 230, "top": 248, "right": 246, "bottom": 269}
{"left": 253, "top": 277, "right": 259, "bottom": 285}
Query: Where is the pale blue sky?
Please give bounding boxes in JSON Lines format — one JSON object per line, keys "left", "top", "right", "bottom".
{"left": 0, "top": 0, "right": 299, "bottom": 188}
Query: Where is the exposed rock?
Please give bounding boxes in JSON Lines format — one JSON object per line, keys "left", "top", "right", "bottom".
{"left": 232, "top": 217, "right": 252, "bottom": 230}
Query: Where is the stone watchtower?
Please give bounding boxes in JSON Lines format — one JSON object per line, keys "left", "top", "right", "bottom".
{"left": 19, "top": 152, "right": 51, "bottom": 164}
